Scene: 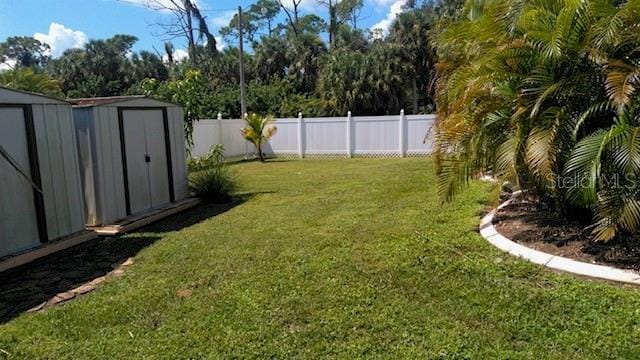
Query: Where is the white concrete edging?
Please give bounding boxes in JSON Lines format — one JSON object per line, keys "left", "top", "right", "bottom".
{"left": 480, "top": 191, "right": 640, "bottom": 285}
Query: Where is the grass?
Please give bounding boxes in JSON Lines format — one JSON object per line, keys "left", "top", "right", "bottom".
{"left": 1, "top": 158, "right": 640, "bottom": 358}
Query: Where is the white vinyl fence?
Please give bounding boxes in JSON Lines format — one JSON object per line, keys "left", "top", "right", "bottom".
{"left": 192, "top": 111, "right": 436, "bottom": 159}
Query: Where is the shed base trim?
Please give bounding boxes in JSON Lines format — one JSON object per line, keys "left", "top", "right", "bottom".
{"left": 91, "top": 197, "right": 201, "bottom": 236}
{"left": 0, "top": 231, "right": 98, "bottom": 273}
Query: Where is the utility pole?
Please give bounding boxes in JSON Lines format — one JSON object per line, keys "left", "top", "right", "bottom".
{"left": 238, "top": 6, "right": 247, "bottom": 118}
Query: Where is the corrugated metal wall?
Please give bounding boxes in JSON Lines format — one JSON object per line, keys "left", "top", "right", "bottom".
{"left": 1, "top": 87, "right": 86, "bottom": 257}
{"left": 32, "top": 104, "right": 86, "bottom": 240}
{"left": 75, "top": 102, "right": 188, "bottom": 226}
{"left": 167, "top": 106, "right": 189, "bottom": 201}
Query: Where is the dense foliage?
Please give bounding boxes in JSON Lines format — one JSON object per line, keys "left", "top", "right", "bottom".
{"left": 0, "top": 68, "right": 63, "bottom": 97}
{"left": 0, "top": 0, "right": 442, "bottom": 120}
{"left": 434, "top": 0, "right": 640, "bottom": 240}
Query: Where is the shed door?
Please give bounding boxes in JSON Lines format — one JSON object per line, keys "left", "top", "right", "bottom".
{"left": 143, "top": 112, "right": 171, "bottom": 208}
{"left": 121, "top": 109, "right": 172, "bottom": 215}
{"left": 122, "top": 111, "right": 152, "bottom": 214}
{"left": 0, "top": 107, "right": 40, "bottom": 256}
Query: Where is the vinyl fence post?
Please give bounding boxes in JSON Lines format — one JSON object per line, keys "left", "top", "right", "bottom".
{"left": 298, "top": 112, "right": 305, "bottom": 159}
{"left": 347, "top": 111, "right": 353, "bottom": 158}
{"left": 216, "top": 112, "right": 223, "bottom": 146}
{"left": 399, "top": 109, "right": 406, "bottom": 157}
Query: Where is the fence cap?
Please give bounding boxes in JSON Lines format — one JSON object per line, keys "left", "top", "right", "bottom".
{"left": 400, "top": 109, "right": 405, "bottom": 115}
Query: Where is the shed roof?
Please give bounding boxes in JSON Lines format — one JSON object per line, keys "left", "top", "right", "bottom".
{"left": 0, "top": 85, "right": 68, "bottom": 105}
{"left": 69, "top": 96, "right": 179, "bottom": 108}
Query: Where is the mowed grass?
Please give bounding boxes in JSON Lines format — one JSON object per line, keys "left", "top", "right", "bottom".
{"left": 1, "top": 158, "right": 640, "bottom": 358}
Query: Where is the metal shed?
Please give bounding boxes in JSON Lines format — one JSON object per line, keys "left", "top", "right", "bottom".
{"left": 71, "top": 96, "right": 189, "bottom": 227}
{"left": 0, "top": 86, "right": 87, "bottom": 258}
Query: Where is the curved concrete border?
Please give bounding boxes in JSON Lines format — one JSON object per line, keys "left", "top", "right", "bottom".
{"left": 480, "top": 192, "right": 640, "bottom": 285}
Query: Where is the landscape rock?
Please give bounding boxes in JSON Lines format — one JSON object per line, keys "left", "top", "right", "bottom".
{"left": 50, "top": 291, "right": 75, "bottom": 304}
{"left": 71, "top": 283, "right": 96, "bottom": 295}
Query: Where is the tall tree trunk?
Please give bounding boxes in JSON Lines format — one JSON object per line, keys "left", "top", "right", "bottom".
{"left": 329, "top": 1, "right": 337, "bottom": 51}
{"left": 185, "top": 12, "right": 196, "bottom": 65}
{"left": 412, "top": 77, "right": 418, "bottom": 114}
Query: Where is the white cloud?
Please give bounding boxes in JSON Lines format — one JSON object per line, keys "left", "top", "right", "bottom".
{"left": 0, "top": 59, "right": 16, "bottom": 72}
{"left": 370, "top": 0, "right": 406, "bottom": 38}
{"left": 174, "top": 49, "right": 189, "bottom": 61}
{"left": 214, "top": 37, "right": 226, "bottom": 51}
{"left": 34, "top": 23, "right": 88, "bottom": 58}
{"left": 163, "top": 48, "right": 189, "bottom": 63}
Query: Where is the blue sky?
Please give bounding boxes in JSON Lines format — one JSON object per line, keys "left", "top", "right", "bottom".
{"left": 0, "top": 0, "right": 404, "bottom": 63}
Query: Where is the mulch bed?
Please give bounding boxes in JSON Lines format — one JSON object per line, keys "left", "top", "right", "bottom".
{"left": 493, "top": 193, "right": 640, "bottom": 272}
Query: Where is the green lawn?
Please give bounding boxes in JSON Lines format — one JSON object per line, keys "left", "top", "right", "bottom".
{"left": 1, "top": 158, "right": 640, "bottom": 358}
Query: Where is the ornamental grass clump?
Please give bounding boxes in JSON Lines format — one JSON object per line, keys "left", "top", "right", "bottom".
{"left": 189, "top": 165, "right": 236, "bottom": 204}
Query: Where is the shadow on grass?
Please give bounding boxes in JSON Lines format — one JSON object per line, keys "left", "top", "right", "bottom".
{"left": 0, "top": 235, "right": 161, "bottom": 324}
{"left": 0, "top": 193, "right": 262, "bottom": 324}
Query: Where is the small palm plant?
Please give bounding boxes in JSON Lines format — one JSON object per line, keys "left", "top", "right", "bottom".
{"left": 241, "top": 113, "right": 277, "bottom": 162}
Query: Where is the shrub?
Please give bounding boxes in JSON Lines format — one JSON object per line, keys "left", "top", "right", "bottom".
{"left": 189, "top": 165, "right": 236, "bottom": 204}
{"left": 434, "top": 0, "right": 640, "bottom": 241}
{"left": 188, "top": 144, "right": 225, "bottom": 172}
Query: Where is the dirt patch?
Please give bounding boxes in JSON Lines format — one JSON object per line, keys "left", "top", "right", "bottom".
{"left": 493, "top": 194, "right": 640, "bottom": 272}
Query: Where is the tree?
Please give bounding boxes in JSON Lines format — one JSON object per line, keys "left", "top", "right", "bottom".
{"left": 389, "top": 9, "right": 436, "bottom": 113}
{"left": 219, "top": 11, "right": 258, "bottom": 43}
{"left": 164, "top": 42, "right": 176, "bottom": 65}
{"left": 139, "top": 0, "right": 217, "bottom": 64}
{"left": 287, "top": 33, "right": 328, "bottom": 93}
{"left": 252, "top": 36, "right": 289, "bottom": 80}
{"left": 130, "top": 51, "right": 169, "bottom": 84}
{"left": 0, "top": 36, "right": 50, "bottom": 68}
{"left": 129, "top": 70, "right": 216, "bottom": 149}
{"left": 241, "top": 113, "right": 277, "bottom": 162}
{"left": 48, "top": 34, "right": 152, "bottom": 97}
{"left": 318, "top": 43, "right": 408, "bottom": 115}
{"left": 334, "top": 25, "right": 368, "bottom": 51}
{"left": 278, "top": 0, "right": 304, "bottom": 35}
{"left": 338, "top": 0, "right": 363, "bottom": 29}
{"left": 296, "top": 15, "right": 327, "bottom": 35}
{"left": 249, "top": 0, "right": 281, "bottom": 36}
{"left": 0, "top": 68, "right": 63, "bottom": 97}
{"left": 318, "top": 0, "right": 363, "bottom": 50}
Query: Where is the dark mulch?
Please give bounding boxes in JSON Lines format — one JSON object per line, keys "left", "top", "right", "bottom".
{"left": 0, "top": 202, "right": 238, "bottom": 324}
{"left": 0, "top": 235, "right": 159, "bottom": 323}
{"left": 493, "top": 193, "right": 640, "bottom": 272}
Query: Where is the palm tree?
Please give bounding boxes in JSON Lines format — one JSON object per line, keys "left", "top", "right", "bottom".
{"left": 241, "top": 113, "right": 277, "bottom": 162}
{"left": 434, "top": 0, "right": 640, "bottom": 240}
